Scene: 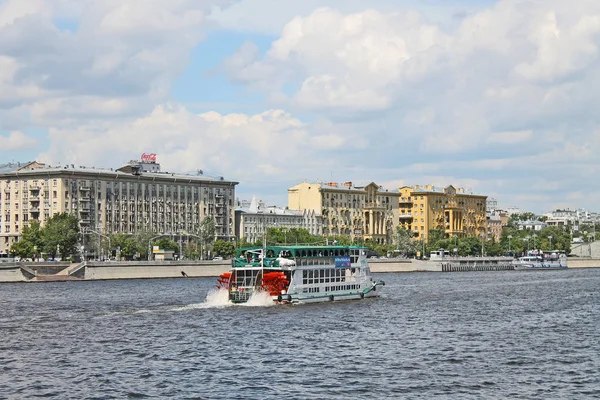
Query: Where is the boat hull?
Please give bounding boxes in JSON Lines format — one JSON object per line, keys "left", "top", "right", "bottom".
{"left": 513, "top": 264, "right": 568, "bottom": 271}
{"left": 280, "top": 280, "right": 385, "bottom": 304}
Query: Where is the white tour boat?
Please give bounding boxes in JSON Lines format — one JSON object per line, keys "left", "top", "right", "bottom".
{"left": 512, "top": 250, "right": 568, "bottom": 270}
{"left": 217, "top": 245, "right": 385, "bottom": 304}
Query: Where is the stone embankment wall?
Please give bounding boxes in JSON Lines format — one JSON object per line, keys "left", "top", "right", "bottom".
{"left": 0, "top": 265, "right": 28, "bottom": 282}
{"left": 1, "top": 258, "right": 599, "bottom": 283}
{"left": 84, "top": 261, "right": 229, "bottom": 280}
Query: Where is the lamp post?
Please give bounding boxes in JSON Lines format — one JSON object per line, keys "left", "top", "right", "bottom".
{"left": 548, "top": 235, "right": 552, "bottom": 250}
{"left": 453, "top": 235, "right": 458, "bottom": 256}
{"left": 33, "top": 245, "right": 37, "bottom": 262}
{"left": 533, "top": 233, "right": 537, "bottom": 250}
{"left": 507, "top": 234, "right": 512, "bottom": 254}
{"left": 480, "top": 233, "right": 485, "bottom": 257}
{"left": 86, "top": 228, "right": 111, "bottom": 261}
{"left": 524, "top": 236, "right": 530, "bottom": 253}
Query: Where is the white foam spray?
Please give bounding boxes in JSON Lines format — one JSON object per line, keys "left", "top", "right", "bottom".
{"left": 242, "top": 291, "right": 276, "bottom": 307}
{"left": 204, "top": 288, "right": 232, "bottom": 307}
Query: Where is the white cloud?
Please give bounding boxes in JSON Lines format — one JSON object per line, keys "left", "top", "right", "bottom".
{"left": 0, "top": 130, "right": 37, "bottom": 150}
{"left": 37, "top": 104, "right": 366, "bottom": 183}
{"left": 224, "top": 2, "right": 600, "bottom": 143}
{"left": 2, "top": 0, "right": 600, "bottom": 214}
{"left": 0, "top": 0, "right": 235, "bottom": 128}
{"left": 488, "top": 130, "right": 533, "bottom": 145}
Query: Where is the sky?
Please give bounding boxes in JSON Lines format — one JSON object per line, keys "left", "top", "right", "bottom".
{"left": 1, "top": 0, "right": 599, "bottom": 214}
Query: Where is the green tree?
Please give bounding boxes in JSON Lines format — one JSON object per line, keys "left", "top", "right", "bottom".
{"left": 131, "top": 230, "right": 155, "bottom": 260}
{"left": 41, "top": 213, "right": 80, "bottom": 259}
{"left": 110, "top": 234, "right": 140, "bottom": 260}
{"left": 393, "top": 227, "right": 417, "bottom": 257}
{"left": 10, "top": 220, "right": 43, "bottom": 259}
{"left": 427, "top": 229, "right": 446, "bottom": 250}
{"left": 155, "top": 237, "right": 179, "bottom": 253}
{"left": 212, "top": 240, "right": 235, "bottom": 258}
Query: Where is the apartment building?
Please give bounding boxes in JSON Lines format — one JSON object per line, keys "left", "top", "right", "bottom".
{"left": 0, "top": 158, "right": 238, "bottom": 255}
{"left": 287, "top": 181, "right": 400, "bottom": 244}
{"left": 234, "top": 197, "right": 322, "bottom": 243}
{"left": 398, "top": 185, "right": 487, "bottom": 242}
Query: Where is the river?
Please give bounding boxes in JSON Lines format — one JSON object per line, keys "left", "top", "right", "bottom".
{"left": 1, "top": 269, "right": 599, "bottom": 399}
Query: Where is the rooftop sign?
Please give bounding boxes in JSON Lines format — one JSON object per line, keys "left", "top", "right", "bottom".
{"left": 141, "top": 153, "right": 157, "bottom": 163}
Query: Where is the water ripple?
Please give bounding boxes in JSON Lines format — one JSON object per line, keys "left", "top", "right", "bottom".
{"left": 1, "top": 270, "right": 599, "bottom": 399}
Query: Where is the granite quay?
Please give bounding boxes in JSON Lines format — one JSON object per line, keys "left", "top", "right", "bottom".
{"left": 1, "top": 258, "right": 599, "bottom": 283}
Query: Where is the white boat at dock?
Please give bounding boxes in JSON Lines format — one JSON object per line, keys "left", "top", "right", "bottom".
{"left": 512, "top": 250, "right": 568, "bottom": 270}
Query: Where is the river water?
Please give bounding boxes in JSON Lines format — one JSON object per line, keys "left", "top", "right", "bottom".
{"left": 1, "top": 269, "right": 599, "bottom": 399}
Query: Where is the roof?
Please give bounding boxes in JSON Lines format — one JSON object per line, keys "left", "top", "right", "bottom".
{"left": 0, "top": 162, "right": 32, "bottom": 173}
{"left": 0, "top": 161, "right": 238, "bottom": 185}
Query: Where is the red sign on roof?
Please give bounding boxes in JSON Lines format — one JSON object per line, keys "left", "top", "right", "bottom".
{"left": 141, "top": 153, "right": 157, "bottom": 163}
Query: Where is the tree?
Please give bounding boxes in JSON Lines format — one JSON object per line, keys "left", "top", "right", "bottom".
{"left": 197, "top": 217, "right": 216, "bottom": 259}
{"left": 132, "top": 230, "right": 155, "bottom": 260}
{"left": 41, "top": 213, "right": 80, "bottom": 259}
{"left": 393, "top": 227, "right": 418, "bottom": 257}
{"left": 212, "top": 240, "right": 235, "bottom": 258}
{"left": 427, "top": 229, "right": 446, "bottom": 250}
{"left": 110, "top": 234, "right": 140, "bottom": 260}
{"left": 10, "top": 220, "right": 43, "bottom": 259}
{"left": 155, "top": 237, "right": 179, "bottom": 253}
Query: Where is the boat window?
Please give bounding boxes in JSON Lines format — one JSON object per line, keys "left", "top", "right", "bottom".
{"left": 334, "top": 249, "right": 339, "bottom": 256}
{"left": 301, "top": 250, "right": 306, "bottom": 257}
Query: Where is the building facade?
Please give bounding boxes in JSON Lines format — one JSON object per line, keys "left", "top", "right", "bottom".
{"left": 0, "top": 159, "right": 238, "bottom": 256}
{"left": 287, "top": 181, "right": 400, "bottom": 244}
{"left": 398, "top": 185, "right": 488, "bottom": 242}
{"left": 235, "top": 197, "right": 322, "bottom": 243}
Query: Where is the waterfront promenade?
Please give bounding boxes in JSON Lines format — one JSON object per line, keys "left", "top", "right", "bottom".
{"left": 1, "top": 258, "right": 599, "bottom": 283}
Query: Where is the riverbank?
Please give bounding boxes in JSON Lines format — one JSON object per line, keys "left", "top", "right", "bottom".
{"left": 1, "top": 258, "right": 599, "bottom": 283}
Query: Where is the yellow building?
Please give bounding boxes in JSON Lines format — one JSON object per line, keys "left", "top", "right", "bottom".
{"left": 288, "top": 181, "right": 399, "bottom": 244}
{"left": 398, "top": 185, "right": 487, "bottom": 242}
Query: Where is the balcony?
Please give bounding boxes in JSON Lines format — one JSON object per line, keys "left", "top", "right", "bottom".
{"left": 398, "top": 214, "right": 413, "bottom": 219}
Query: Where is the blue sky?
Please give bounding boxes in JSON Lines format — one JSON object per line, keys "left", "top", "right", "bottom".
{"left": 1, "top": 0, "right": 599, "bottom": 214}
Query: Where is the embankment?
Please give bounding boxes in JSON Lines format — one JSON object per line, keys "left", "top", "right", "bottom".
{"left": 1, "top": 257, "right": 599, "bottom": 283}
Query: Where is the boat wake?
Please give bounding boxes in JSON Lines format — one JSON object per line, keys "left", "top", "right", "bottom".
{"left": 174, "top": 289, "right": 275, "bottom": 310}
{"left": 96, "top": 289, "right": 276, "bottom": 317}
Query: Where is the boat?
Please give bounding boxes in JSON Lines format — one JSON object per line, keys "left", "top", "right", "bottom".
{"left": 216, "top": 245, "right": 385, "bottom": 304}
{"left": 512, "top": 250, "right": 568, "bottom": 270}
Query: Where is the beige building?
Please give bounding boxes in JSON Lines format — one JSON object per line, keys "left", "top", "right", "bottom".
{"left": 398, "top": 185, "right": 487, "bottom": 242}
{"left": 0, "top": 159, "right": 238, "bottom": 256}
{"left": 288, "top": 181, "right": 400, "bottom": 244}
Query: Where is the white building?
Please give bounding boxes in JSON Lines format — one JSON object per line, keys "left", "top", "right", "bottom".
{"left": 235, "top": 197, "right": 322, "bottom": 243}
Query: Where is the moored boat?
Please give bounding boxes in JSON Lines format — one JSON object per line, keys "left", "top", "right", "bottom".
{"left": 217, "top": 245, "right": 385, "bottom": 304}
{"left": 512, "top": 250, "right": 568, "bottom": 270}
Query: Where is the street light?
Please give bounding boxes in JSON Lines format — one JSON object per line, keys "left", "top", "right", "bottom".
{"left": 86, "top": 228, "right": 111, "bottom": 260}
{"left": 507, "top": 235, "right": 513, "bottom": 254}
{"left": 524, "top": 236, "right": 530, "bottom": 253}
{"left": 548, "top": 235, "right": 553, "bottom": 250}
{"left": 533, "top": 233, "right": 537, "bottom": 250}
{"left": 453, "top": 235, "right": 458, "bottom": 256}
{"left": 480, "top": 233, "right": 485, "bottom": 257}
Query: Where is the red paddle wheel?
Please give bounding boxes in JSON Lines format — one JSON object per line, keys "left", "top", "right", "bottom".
{"left": 217, "top": 272, "right": 231, "bottom": 289}
{"left": 261, "top": 272, "right": 289, "bottom": 296}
